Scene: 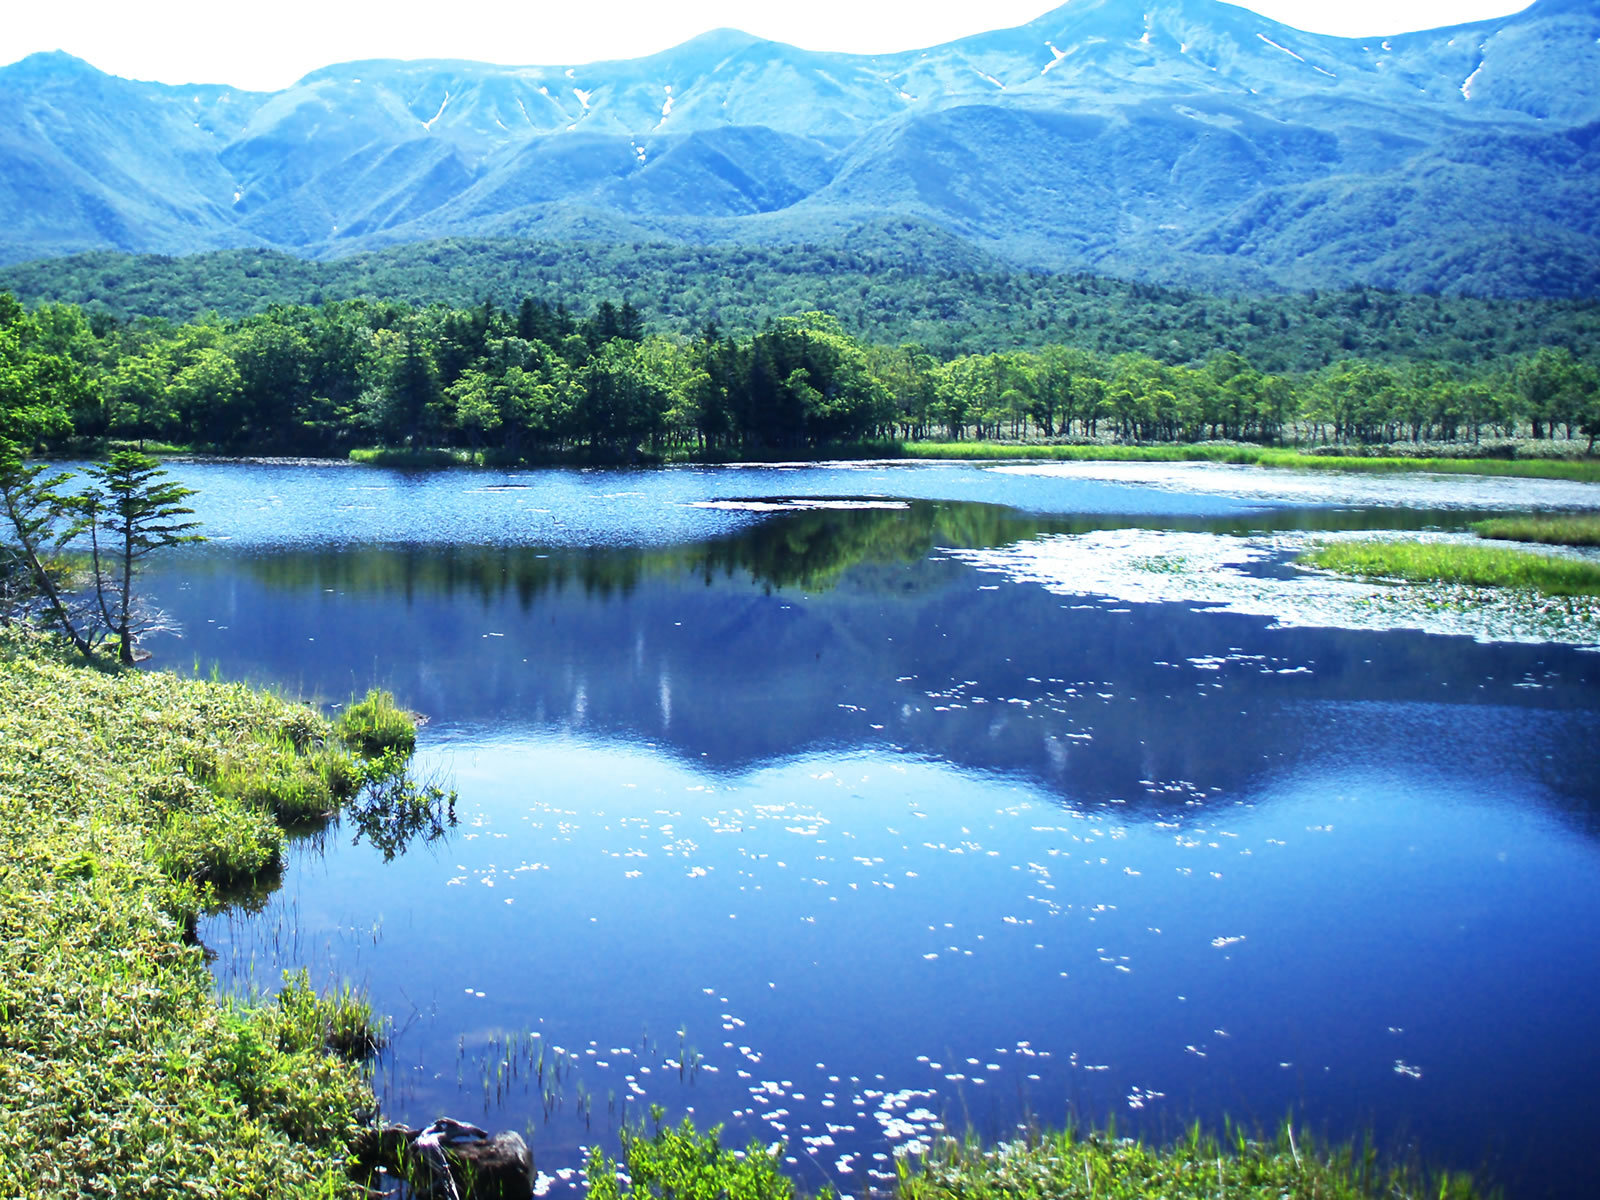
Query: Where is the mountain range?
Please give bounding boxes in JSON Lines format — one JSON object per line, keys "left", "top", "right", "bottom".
{"left": 3, "top": 0, "right": 1599, "bottom": 295}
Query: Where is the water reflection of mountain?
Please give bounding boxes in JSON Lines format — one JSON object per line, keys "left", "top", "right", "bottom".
{"left": 148, "top": 502, "right": 1600, "bottom": 820}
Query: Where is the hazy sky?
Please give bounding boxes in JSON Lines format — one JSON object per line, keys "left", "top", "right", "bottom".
{"left": 2, "top": 0, "right": 1536, "bottom": 91}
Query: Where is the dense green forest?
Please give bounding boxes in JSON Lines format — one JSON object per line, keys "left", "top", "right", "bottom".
{"left": 4, "top": 237, "right": 1600, "bottom": 373}
{"left": 3, "top": 286, "right": 1598, "bottom": 462}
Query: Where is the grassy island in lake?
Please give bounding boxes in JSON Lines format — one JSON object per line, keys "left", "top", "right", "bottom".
{"left": 1302, "top": 540, "right": 1600, "bottom": 597}
{"left": 1472, "top": 513, "right": 1600, "bottom": 547}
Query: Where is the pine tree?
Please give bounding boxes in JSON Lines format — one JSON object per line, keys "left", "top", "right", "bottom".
{"left": 83, "top": 451, "right": 203, "bottom": 664}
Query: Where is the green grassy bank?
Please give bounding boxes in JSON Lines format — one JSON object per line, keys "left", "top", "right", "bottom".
{"left": 0, "top": 632, "right": 392, "bottom": 1198}
{"left": 898, "top": 441, "right": 1600, "bottom": 482}
{"left": 1302, "top": 540, "right": 1600, "bottom": 597}
{"left": 590, "top": 1116, "right": 1481, "bottom": 1200}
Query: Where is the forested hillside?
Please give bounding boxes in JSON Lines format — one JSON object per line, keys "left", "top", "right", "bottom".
{"left": 4, "top": 289, "right": 1596, "bottom": 462}
{"left": 4, "top": 237, "right": 1599, "bottom": 374}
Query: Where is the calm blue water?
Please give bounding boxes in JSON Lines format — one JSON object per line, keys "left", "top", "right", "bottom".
{"left": 135, "top": 461, "right": 1600, "bottom": 1199}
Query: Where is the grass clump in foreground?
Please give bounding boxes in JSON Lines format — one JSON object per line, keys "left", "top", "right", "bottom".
{"left": 587, "top": 1116, "right": 1481, "bottom": 1200}
{"left": 1302, "top": 539, "right": 1600, "bottom": 597}
{"left": 1472, "top": 512, "right": 1600, "bottom": 547}
{"left": 0, "top": 632, "right": 411, "bottom": 1198}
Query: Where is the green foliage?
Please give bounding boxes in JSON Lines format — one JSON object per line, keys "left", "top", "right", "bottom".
{"left": 0, "top": 448, "right": 97, "bottom": 655}
{"left": 334, "top": 688, "right": 417, "bottom": 758}
{"left": 1472, "top": 513, "right": 1600, "bottom": 546}
{"left": 0, "top": 629, "right": 373, "bottom": 1197}
{"left": 1, "top": 284, "right": 1597, "bottom": 465}
{"left": 210, "top": 738, "right": 338, "bottom": 824}
{"left": 1302, "top": 540, "right": 1600, "bottom": 597}
{"left": 896, "top": 1123, "right": 1481, "bottom": 1200}
{"left": 271, "top": 970, "right": 386, "bottom": 1061}
{"left": 587, "top": 1118, "right": 794, "bottom": 1200}
{"left": 348, "top": 446, "right": 475, "bottom": 466}
{"left": 586, "top": 1117, "right": 1476, "bottom": 1200}
{"left": 312, "top": 745, "right": 365, "bottom": 801}
{"left": 5, "top": 242, "right": 1599, "bottom": 373}
{"left": 899, "top": 440, "right": 1600, "bottom": 481}
{"left": 149, "top": 795, "right": 285, "bottom": 886}
{"left": 0, "top": 291, "right": 88, "bottom": 451}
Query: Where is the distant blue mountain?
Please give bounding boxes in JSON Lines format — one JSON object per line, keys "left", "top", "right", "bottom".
{"left": 3, "top": 0, "right": 1598, "bottom": 294}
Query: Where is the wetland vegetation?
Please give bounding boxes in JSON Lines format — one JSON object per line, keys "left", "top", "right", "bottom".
{"left": 1471, "top": 512, "right": 1600, "bottom": 546}
{"left": 0, "top": 632, "right": 425, "bottom": 1196}
{"left": 1301, "top": 540, "right": 1600, "bottom": 598}
{"left": 589, "top": 1116, "right": 1484, "bottom": 1200}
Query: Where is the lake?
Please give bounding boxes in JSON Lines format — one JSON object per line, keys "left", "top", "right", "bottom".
{"left": 134, "top": 459, "right": 1600, "bottom": 1199}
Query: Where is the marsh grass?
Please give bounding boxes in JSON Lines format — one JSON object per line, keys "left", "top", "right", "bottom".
{"left": 348, "top": 446, "right": 476, "bottom": 467}
{"left": 1472, "top": 513, "right": 1600, "bottom": 547}
{"left": 273, "top": 970, "right": 387, "bottom": 1060}
{"left": 211, "top": 738, "right": 338, "bottom": 823}
{"left": 149, "top": 795, "right": 285, "bottom": 887}
{"left": 582, "top": 1118, "right": 1477, "bottom": 1200}
{"left": 1302, "top": 540, "right": 1600, "bottom": 597}
{"left": 587, "top": 1118, "right": 795, "bottom": 1200}
{"left": 335, "top": 688, "right": 418, "bottom": 757}
{"left": 896, "top": 441, "right": 1600, "bottom": 482}
{"left": 0, "top": 627, "right": 377, "bottom": 1196}
{"left": 896, "top": 1122, "right": 1482, "bottom": 1200}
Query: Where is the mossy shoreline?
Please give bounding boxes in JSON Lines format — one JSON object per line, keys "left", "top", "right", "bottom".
{"left": 0, "top": 632, "right": 1486, "bottom": 1198}
{"left": 0, "top": 631, "right": 399, "bottom": 1198}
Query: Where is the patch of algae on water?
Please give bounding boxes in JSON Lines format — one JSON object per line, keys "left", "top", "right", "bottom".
{"left": 942, "top": 529, "right": 1600, "bottom": 649}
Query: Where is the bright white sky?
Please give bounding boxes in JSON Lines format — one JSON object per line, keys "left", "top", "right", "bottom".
{"left": 1, "top": 0, "right": 1536, "bottom": 91}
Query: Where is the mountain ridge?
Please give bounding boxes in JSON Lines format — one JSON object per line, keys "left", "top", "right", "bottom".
{"left": 3, "top": 0, "right": 1597, "bottom": 296}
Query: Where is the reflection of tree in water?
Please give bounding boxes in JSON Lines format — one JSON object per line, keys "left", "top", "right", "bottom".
{"left": 344, "top": 759, "right": 456, "bottom": 862}
{"left": 232, "top": 498, "right": 1506, "bottom": 605}
{"left": 160, "top": 500, "right": 1600, "bottom": 835}
{"left": 236, "top": 500, "right": 1076, "bottom": 602}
